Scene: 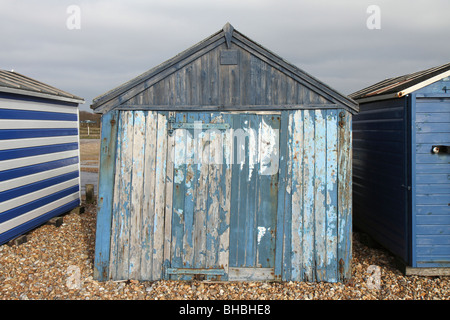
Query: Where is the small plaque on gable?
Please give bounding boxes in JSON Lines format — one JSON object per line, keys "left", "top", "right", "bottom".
{"left": 220, "top": 50, "right": 238, "bottom": 65}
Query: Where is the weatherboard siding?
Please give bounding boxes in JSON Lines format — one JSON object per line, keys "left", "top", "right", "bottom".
{"left": 0, "top": 94, "right": 81, "bottom": 245}
{"left": 413, "top": 96, "right": 450, "bottom": 267}
{"left": 352, "top": 98, "right": 409, "bottom": 262}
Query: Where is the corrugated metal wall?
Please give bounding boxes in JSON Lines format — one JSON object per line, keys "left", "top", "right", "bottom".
{"left": 96, "top": 108, "right": 352, "bottom": 282}
{"left": 0, "top": 94, "right": 81, "bottom": 244}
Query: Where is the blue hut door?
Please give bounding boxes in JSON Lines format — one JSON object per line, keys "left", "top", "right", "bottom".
{"left": 228, "top": 113, "right": 280, "bottom": 279}
{"left": 167, "top": 112, "right": 280, "bottom": 280}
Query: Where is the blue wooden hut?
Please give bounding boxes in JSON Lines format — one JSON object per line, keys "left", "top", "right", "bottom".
{"left": 91, "top": 23, "right": 358, "bottom": 282}
{"left": 0, "top": 70, "right": 84, "bottom": 245}
{"left": 350, "top": 62, "right": 450, "bottom": 275}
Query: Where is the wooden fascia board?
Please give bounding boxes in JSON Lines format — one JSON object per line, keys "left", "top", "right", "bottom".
{"left": 397, "top": 70, "right": 450, "bottom": 97}
{"left": 354, "top": 70, "right": 450, "bottom": 103}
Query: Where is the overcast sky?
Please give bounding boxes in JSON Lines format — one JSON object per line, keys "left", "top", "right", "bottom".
{"left": 1, "top": 0, "right": 449, "bottom": 112}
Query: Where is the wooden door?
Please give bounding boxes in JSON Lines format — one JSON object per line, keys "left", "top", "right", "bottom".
{"left": 228, "top": 113, "right": 280, "bottom": 280}
{"left": 167, "top": 112, "right": 280, "bottom": 280}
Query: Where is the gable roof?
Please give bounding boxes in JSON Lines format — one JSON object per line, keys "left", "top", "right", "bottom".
{"left": 0, "top": 69, "right": 84, "bottom": 104}
{"left": 91, "top": 23, "right": 358, "bottom": 114}
{"left": 350, "top": 62, "right": 450, "bottom": 102}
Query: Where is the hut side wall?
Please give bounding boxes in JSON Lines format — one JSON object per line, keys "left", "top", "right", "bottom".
{"left": 412, "top": 80, "right": 450, "bottom": 268}
{"left": 94, "top": 108, "right": 352, "bottom": 282}
{"left": 352, "top": 98, "right": 410, "bottom": 263}
{"left": 0, "top": 93, "right": 81, "bottom": 245}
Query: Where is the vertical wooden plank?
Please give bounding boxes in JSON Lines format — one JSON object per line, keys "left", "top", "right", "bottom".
{"left": 283, "top": 111, "right": 294, "bottom": 280}
{"left": 297, "top": 83, "right": 306, "bottom": 105}
{"left": 265, "top": 65, "right": 273, "bottom": 105}
{"left": 236, "top": 115, "right": 250, "bottom": 267}
{"left": 272, "top": 69, "right": 280, "bottom": 105}
{"left": 129, "top": 111, "right": 146, "bottom": 279}
{"left": 290, "top": 110, "right": 304, "bottom": 281}
{"left": 303, "top": 109, "right": 315, "bottom": 281}
{"left": 191, "top": 59, "right": 200, "bottom": 106}
{"left": 205, "top": 113, "right": 223, "bottom": 271}
{"left": 251, "top": 55, "right": 262, "bottom": 105}
{"left": 231, "top": 54, "right": 240, "bottom": 106}
{"left": 209, "top": 48, "right": 219, "bottom": 106}
{"left": 175, "top": 69, "right": 185, "bottom": 107}
{"left": 326, "top": 109, "right": 338, "bottom": 282}
{"left": 141, "top": 111, "right": 158, "bottom": 280}
{"left": 168, "top": 74, "right": 176, "bottom": 107}
{"left": 194, "top": 113, "right": 211, "bottom": 268}
{"left": 239, "top": 50, "right": 251, "bottom": 105}
{"left": 152, "top": 112, "right": 168, "bottom": 280}
{"left": 250, "top": 115, "right": 264, "bottom": 267}
{"left": 279, "top": 73, "right": 287, "bottom": 105}
{"left": 163, "top": 111, "right": 175, "bottom": 277}
{"left": 115, "top": 111, "right": 134, "bottom": 280}
{"left": 183, "top": 113, "right": 196, "bottom": 268}
{"left": 171, "top": 113, "right": 187, "bottom": 272}
{"left": 219, "top": 113, "right": 232, "bottom": 278}
{"left": 256, "top": 114, "right": 279, "bottom": 268}
{"left": 200, "top": 54, "right": 210, "bottom": 105}
{"left": 185, "top": 64, "right": 193, "bottom": 105}
{"left": 93, "top": 110, "right": 119, "bottom": 281}
{"left": 275, "top": 111, "right": 289, "bottom": 280}
{"left": 108, "top": 113, "right": 124, "bottom": 280}
{"left": 314, "top": 110, "right": 327, "bottom": 281}
{"left": 229, "top": 114, "right": 240, "bottom": 267}
{"left": 337, "top": 110, "right": 352, "bottom": 281}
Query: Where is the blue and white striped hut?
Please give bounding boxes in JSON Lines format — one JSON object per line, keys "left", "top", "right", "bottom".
{"left": 0, "top": 70, "right": 84, "bottom": 245}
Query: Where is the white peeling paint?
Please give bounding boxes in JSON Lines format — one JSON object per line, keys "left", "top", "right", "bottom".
{"left": 174, "top": 169, "right": 184, "bottom": 184}
{"left": 245, "top": 127, "right": 257, "bottom": 181}
{"left": 257, "top": 226, "right": 269, "bottom": 244}
{"left": 259, "top": 118, "right": 279, "bottom": 176}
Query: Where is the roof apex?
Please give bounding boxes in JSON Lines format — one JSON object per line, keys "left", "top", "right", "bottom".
{"left": 91, "top": 23, "right": 358, "bottom": 114}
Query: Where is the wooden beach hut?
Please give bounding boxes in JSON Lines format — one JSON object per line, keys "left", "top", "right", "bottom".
{"left": 92, "top": 23, "right": 358, "bottom": 282}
